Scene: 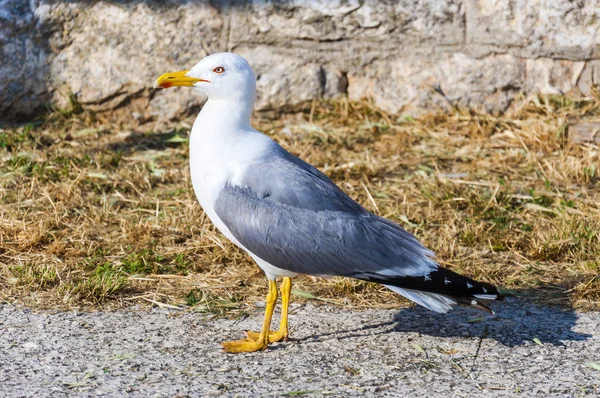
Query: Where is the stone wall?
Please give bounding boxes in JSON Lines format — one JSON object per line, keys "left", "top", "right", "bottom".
{"left": 2, "top": 0, "right": 600, "bottom": 123}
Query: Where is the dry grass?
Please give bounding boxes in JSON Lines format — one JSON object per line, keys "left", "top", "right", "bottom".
{"left": 1, "top": 95, "right": 599, "bottom": 314}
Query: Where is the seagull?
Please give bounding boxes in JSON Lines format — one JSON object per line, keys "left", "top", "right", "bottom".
{"left": 154, "top": 53, "right": 503, "bottom": 353}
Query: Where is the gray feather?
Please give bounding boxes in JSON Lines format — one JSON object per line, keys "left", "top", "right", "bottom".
{"left": 238, "top": 146, "right": 365, "bottom": 213}
{"left": 214, "top": 145, "right": 438, "bottom": 278}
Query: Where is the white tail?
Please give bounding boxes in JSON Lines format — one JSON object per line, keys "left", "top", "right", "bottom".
{"left": 385, "top": 285, "right": 457, "bottom": 313}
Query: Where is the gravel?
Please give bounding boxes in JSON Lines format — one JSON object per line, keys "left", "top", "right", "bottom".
{"left": 1, "top": 299, "right": 599, "bottom": 397}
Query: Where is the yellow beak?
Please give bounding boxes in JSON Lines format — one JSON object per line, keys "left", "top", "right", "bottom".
{"left": 153, "top": 70, "right": 207, "bottom": 89}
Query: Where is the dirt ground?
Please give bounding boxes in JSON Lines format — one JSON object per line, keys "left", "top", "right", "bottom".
{"left": 2, "top": 98, "right": 599, "bottom": 313}
{"left": 2, "top": 97, "right": 600, "bottom": 397}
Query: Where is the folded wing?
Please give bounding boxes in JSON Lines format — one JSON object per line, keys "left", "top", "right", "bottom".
{"left": 214, "top": 143, "right": 502, "bottom": 312}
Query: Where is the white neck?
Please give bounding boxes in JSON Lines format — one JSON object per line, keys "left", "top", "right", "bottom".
{"left": 193, "top": 97, "right": 253, "bottom": 138}
{"left": 189, "top": 95, "right": 264, "bottom": 171}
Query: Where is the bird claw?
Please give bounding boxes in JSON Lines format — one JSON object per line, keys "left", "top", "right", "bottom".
{"left": 221, "top": 337, "right": 268, "bottom": 353}
{"left": 245, "top": 329, "right": 287, "bottom": 343}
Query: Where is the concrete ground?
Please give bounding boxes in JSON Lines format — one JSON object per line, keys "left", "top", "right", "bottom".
{"left": 1, "top": 299, "right": 599, "bottom": 397}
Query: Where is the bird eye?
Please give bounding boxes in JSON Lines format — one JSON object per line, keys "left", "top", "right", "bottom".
{"left": 213, "top": 66, "right": 225, "bottom": 74}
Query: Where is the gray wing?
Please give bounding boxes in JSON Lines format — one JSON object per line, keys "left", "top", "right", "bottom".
{"left": 213, "top": 144, "right": 438, "bottom": 278}
{"left": 238, "top": 145, "right": 365, "bottom": 213}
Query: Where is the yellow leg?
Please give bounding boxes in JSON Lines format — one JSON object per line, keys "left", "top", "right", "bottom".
{"left": 246, "top": 277, "right": 292, "bottom": 343}
{"left": 221, "top": 280, "right": 277, "bottom": 353}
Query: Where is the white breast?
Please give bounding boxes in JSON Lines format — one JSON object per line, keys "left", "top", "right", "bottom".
{"left": 188, "top": 120, "right": 299, "bottom": 279}
{"left": 189, "top": 128, "right": 257, "bottom": 245}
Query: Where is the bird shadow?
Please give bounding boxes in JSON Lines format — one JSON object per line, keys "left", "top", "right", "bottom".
{"left": 391, "top": 298, "right": 591, "bottom": 347}
{"left": 292, "top": 298, "right": 591, "bottom": 348}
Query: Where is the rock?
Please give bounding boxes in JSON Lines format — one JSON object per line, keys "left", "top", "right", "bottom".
{"left": 348, "top": 52, "right": 525, "bottom": 114}
{"left": 466, "top": 0, "right": 600, "bottom": 60}
{"left": 1, "top": 0, "right": 600, "bottom": 123}
{"left": 229, "top": 0, "right": 465, "bottom": 46}
{"left": 524, "top": 58, "right": 589, "bottom": 97}
{"left": 46, "top": 1, "right": 223, "bottom": 123}
{"left": 0, "top": 0, "right": 51, "bottom": 120}
{"left": 237, "top": 46, "right": 348, "bottom": 111}
{"left": 1, "top": 1, "right": 222, "bottom": 123}
{"left": 569, "top": 121, "right": 600, "bottom": 144}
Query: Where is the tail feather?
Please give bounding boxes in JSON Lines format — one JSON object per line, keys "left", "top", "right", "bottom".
{"left": 386, "top": 285, "right": 497, "bottom": 314}
{"left": 385, "top": 286, "right": 456, "bottom": 313}
{"left": 454, "top": 296, "right": 495, "bottom": 314}
{"left": 355, "top": 268, "right": 503, "bottom": 314}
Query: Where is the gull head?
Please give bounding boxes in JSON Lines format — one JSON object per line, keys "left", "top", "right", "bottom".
{"left": 153, "top": 52, "right": 256, "bottom": 102}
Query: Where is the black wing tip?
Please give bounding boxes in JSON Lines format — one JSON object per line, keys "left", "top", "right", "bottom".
{"left": 476, "top": 302, "right": 495, "bottom": 315}
{"left": 355, "top": 270, "right": 504, "bottom": 302}
{"left": 459, "top": 297, "right": 496, "bottom": 314}
{"left": 467, "top": 284, "right": 504, "bottom": 314}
